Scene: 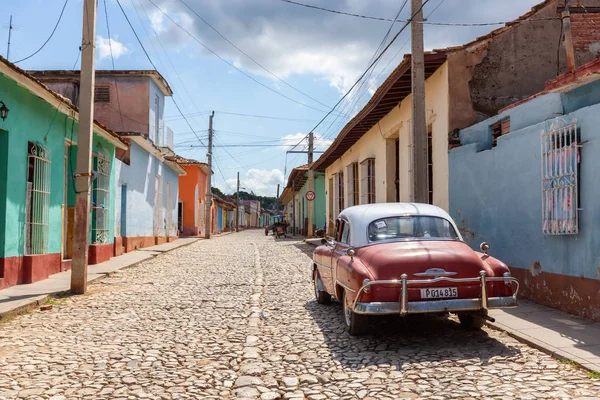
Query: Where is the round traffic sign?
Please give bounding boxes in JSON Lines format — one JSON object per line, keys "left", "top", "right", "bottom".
{"left": 305, "top": 191, "right": 316, "bottom": 201}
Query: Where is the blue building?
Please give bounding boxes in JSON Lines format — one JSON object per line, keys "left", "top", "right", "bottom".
{"left": 33, "top": 70, "right": 187, "bottom": 255}
{"left": 449, "top": 58, "right": 600, "bottom": 321}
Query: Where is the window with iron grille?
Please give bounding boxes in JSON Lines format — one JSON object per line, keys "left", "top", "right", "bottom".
{"left": 91, "top": 151, "right": 110, "bottom": 244}
{"left": 491, "top": 118, "right": 510, "bottom": 147}
{"left": 346, "top": 162, "right": 359, "bottom": 207}
{"left": 541, "top": 118, "right": 580, "bottom": 235}
{"left": 94, "top": 86, "right": 110, "bottom": 103}
{"left": 25, "top": 142, "right": 51, "bottom": 255}
{"left": 360, "top": 158, "right": 376, "bottom": 204}
{"left": 337, "top": 171, "right": 344, "bottom": 213}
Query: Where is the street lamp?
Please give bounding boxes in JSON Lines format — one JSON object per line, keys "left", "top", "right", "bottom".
{"left": 0, "top": 101, "right": 9, "bottom": 121}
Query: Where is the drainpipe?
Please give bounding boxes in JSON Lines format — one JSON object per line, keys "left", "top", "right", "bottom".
{"left": 562, "top": 0, "right": 577, "bottom": 73}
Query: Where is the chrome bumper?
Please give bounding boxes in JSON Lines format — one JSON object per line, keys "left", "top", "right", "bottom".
{"left": 352, "top": 271, "right": 519, "bottom": 316}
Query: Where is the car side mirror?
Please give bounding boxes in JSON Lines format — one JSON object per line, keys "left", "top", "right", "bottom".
{"left": 346, "top": 247, "right": 355, "bottom": 261}
{"left": 480, "top": 242, "right": 490, "bottom": 254}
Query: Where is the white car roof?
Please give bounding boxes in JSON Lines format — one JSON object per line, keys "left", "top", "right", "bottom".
{"left": 337, "top": 203, "right": 462, "bottom": 247}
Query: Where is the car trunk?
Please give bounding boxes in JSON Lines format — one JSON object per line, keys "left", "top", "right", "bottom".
{"left": 356, "top": 240, "right": 507, "bottom": 302}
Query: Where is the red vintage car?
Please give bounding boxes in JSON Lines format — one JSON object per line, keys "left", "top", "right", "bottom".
{"left": 312, "top": 203, "right": 519, "bottom": 335}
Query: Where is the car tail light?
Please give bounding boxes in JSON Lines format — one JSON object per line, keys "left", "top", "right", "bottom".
{"left": 362, "top": 279, "right": 371, "bottom": 293}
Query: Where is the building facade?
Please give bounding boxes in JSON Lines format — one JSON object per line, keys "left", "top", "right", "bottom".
{"left": 280, "top": 165, "right": 326, "bottom": 235}
{"left": 449, "top": 59, "right": 600, "bottom": 321}
{"left": 0, "top": 58, "right": 126, "bottom": 289}
{"left": 313, "top": 0, "right": 600, "bottom": 235}
{"left": 30, "top": 70, "right": 185, "bottom": 255}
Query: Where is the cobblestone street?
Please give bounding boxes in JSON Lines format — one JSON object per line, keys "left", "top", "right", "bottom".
{"left": 1, "top": 231, "right": 599, "bottom": 400}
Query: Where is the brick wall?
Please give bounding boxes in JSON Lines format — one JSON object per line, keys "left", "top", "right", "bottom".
{"left": 571, "top": 13, "right": 600, "bottom": 51}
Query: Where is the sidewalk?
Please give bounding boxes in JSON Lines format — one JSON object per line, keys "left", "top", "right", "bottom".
{"left": 303, "top": 239, "right": 600, "bottom": 372}
{"left": 0, "top": 237, "right": 199, "bottom": 318}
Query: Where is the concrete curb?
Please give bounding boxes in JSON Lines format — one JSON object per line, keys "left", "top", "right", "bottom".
{"left": 0, "top": 238, "right": 200, "bottom": 321}
{"left": 486, "top": 320, "right": 598, "bottom": 373}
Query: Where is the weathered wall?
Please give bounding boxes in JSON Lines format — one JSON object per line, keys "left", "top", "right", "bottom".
{"left": 178, "top": 165, "right": 208, "bottom": 235}
{"left": 114, "top": 141, "right": 179, "bottom": 238}
{"left": 449, "top": 90, "right": 600, "bottom": 320}
{"left": 95, "top": 76, "right": 150, "bottom": 135}
{"left": 448, "top": 0, "right": 600, "bottom": 130}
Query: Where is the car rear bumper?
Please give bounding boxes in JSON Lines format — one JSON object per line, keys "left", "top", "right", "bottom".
{"left": 352, "top": 271, "right": 519, "bottom": 316}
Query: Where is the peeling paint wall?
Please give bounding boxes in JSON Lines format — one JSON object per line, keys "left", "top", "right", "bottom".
{"left": 449, "top": 81, "right": 600, "bottom": 320}
{"left": 447, "top": 0, "right": 600, "bottom": 130}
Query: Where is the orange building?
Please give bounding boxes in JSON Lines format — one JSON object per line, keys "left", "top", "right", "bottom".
{"left": 165, "top": 156, "right": 210, "bottom": 237}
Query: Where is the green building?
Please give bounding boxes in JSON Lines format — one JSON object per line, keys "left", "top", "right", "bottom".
{"left": 0, "top": 57, "right": 126, "bottom": 289}
{"left": 280, "top": 164, "right": 326, "bottom": 236}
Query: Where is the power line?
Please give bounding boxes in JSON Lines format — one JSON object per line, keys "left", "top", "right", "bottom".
{"left": 103, "top": 0, "right": 126, "bottom": 131}
{"left": 166, "top": 110, "right": 320, "bottom": 123}
{"left": 14, "top": 0, "right": 70, "bottom": 63}
{"left": 276, "top": 0, "right": 554, "bottom": 27}
{"left": 146, "top": 0, "right": 344, "bottom": 116}
{"left": 115, "top": 0, "right": 207, "bottom": 150}
{"left": 176, "top": 0, "right": 341, "bottom": 114}
{"left": 290, "top": 0, "right": 431, "bottom": 152}
{"left": 136, "top": 0, "right": 211, "bottom": 130}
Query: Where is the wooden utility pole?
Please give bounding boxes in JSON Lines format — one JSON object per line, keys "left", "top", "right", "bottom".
{"left": 204, "top": 111, "right": 214, "bottom": 239}
{"left": 411, "top": 0, "right": 428, "bottom": 204}
{"left": 562, "top": 0, "right": 577, "bottom": 73}
{"left": 307, "top": 131, "right": 314, "bottom": 238}
{"left": 236, "top": 171, "right": 240, "bottom": 232}
{"left": 71, "top": 0, "right": 97, "bottom": 294}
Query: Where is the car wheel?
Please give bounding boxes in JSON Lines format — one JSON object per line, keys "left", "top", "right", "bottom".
{"left": 458, "top": 311, "right": 487, "bottom": 330}
{"left": 342, "top": 290, "right": 368, "bottom": 336}
{"left": 313, "top": 270, "right": 331, "bottom": 305}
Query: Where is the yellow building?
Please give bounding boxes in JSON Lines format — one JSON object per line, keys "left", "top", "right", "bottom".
{"left": 313, "top": 53, "right": 448, "bottom": 235}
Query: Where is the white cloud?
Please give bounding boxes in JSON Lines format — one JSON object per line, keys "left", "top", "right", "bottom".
{"left": 143, "top": 0, "right": 542, "bottom": 95}
{"left": 279, "top": 132, "right": 333, "bottom": 150}
{"left": 96, "top": 35, "right": 130, "bottom": 61}
{"left": 224, "top": 168, "right": 285, "bottom": 197}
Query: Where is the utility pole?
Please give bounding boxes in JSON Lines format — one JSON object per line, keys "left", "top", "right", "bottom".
{"left": 411, "top": 0, "right": 428, "bottom": 204}
{"left": 276, "top": 183, "right": 280, "bottom": 212}
{"left": 307, "top": 131, "right": 314, "bottom": 238}
{"left": 236, "top": 172, "right": 240, "bottom": 232}
{"left": 71, "top": 0, "right": 97, "bottom": 294}
{"left": 204, "top": 111, "right": 214, "bottom": 239}
{"left": 562, "top": 0, "right": 577, "bottom": 73}
{"left": 6, "top": 16, "right": 12, "bottom": 61}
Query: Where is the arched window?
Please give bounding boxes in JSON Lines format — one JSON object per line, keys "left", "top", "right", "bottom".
{"left": 25, "top": 142, "right": 51, "bottom": 255}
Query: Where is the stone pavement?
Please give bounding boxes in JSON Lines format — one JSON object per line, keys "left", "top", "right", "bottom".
{"left": 305, "top": 238, "right": 600, "bottom": 374}
{"left": 0, "top": 231, "right": 599, "bottom": 399}
{"left": 0, "top": 237, "right": 199, "bottom": 317}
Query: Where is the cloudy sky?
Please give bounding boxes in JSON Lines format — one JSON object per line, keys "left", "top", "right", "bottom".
{"left": 3, "top": 0, "right": 542, "bottom": 196}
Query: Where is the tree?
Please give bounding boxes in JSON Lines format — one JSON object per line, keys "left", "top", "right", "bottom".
{"left": 211, "top": 187, "right": 225, "bottom": 197}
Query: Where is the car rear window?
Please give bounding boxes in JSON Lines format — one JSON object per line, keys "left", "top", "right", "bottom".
{"left": 368, "top": 216, "right": 459, "bottom": 242}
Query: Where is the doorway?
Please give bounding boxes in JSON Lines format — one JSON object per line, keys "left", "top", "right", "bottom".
{"left": 177, "top": 200, "right": 183, "bottom": 235}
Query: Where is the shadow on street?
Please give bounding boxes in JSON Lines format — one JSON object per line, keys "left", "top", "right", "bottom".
{"left": 304, "top": 298, "right": 522, "bottom": 371}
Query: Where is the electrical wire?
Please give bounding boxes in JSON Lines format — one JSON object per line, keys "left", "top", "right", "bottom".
{"left": 14, "top": 0, "right": 70, "bottom": 64}
{"left": 115, "top": 0, "right": 207, "bottom": 150}
{"left": 276, "top": 0, "right": 556, "bottom": 27}
{"left": 136, "top": 0, "right": 211, "bottom": 130}
{"left": 146, "top": 0, "right": 343, "bottom": 116}
{"left": 288, "top": 0, "right": 431, "bottom": 152}
{"left": 103, "top": 0, "right": 126, "bottom": 131}
{"left": 166, "top": 110, "right": 319, "bottom": 123}
{"left": 176, "top": 0, "right": 341, "bottom": 115}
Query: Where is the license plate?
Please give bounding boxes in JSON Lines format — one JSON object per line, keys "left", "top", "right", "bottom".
{"left": 420, "top": 287, "right": 458, "bottom": 299}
